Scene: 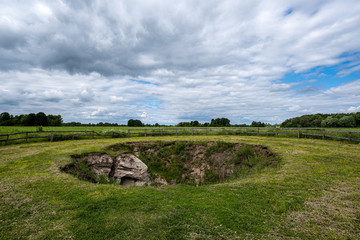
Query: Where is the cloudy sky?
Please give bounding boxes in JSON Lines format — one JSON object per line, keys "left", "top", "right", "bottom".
{"left": 1, "top": 0, "right": 360, "bottom": 124}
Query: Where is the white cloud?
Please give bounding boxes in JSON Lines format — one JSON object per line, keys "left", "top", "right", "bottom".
{"left": 325, "top": 79, "right": 360, "bottom": 95}
{"left": 348, "top": 106, "right": 360, "bottom": 112}
{"left": 288, "top": 105, "right": 301, "bottom": 111}
{"left": 110, "top": 96, "right": 125, "bottom": 103}
{"left": 1, "top": 0, "right": 360, "bottom": 124}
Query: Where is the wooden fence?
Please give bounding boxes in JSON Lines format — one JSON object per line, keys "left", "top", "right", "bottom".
{"left": 0, "top": 128, "right": 360, "bottom": 145}
{"left": 126, "top": 127, "right": 360, "bottom": 142}
{"left": 0, "top": 131, "right": 111, "bottom": 145}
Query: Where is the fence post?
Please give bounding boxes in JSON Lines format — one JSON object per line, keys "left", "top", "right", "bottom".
{"left": 145, "top": 129, "right": 147, "bottom": 137}
{"left": 92, "top": 131, "right": 94, "bottom": 139}
{"left": 72, "top": 131, "right": 74, "bottom": 140}
{"left": 128, "top": 129, "right": 130, "bottom": 137}
{"left": 50, "top": 132, "right": 54, "bottom": 142}
{"left": 297, "top": 128, "right": 300, "bottom": 138}
{"left": 192, "top": 128, "right": 194, "bottom": 135}
{"left": 257, "top": 127, "right": 259, "bottom": 136}
{"left": 26, "top": 132, "right": 28, "bottom": 143}
{"left": 6, "top": 134, "right": 9, "bottom": 145}
{"left": 206, "top": 128, "right": 208, "bottom": 135}
{"left": 276, "top": 128, "right": 278, "bottom": 137}
{"left": 348, "top": 131, "right": 351, "bottom": 141}
{"left": 322, "top": 129, "right": 325, "bottom": 140}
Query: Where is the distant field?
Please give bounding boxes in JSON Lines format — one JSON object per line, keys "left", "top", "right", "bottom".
{"left": 1, "top": 126, "right": 360, "bottom": 134}
{"left": 1, "top": 135, "right": 359, "bottom": 239}
{"left": 1, "top": 126, "right": 360, "bottom": 146}
{"left": 0, "top": 126, "right": 133, "bottom": 134}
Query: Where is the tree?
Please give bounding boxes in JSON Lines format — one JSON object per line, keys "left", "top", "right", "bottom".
{"left": 35, "top": 112, "right": 48, "bottom": 126}
{"left": 339, "top": 116, "right": 356, "bottom": 128}
{"left": 0, "top": 112, "right": 10, "bottom": 122}
{"left": 210, "top": 118, "right": 230, "bottom": 127}
{"left": 355, "top": 112, "right": 360, "bottom": 127}
{"left": 300, "top": 116, "right": 310, "bottom": 127}
{"left": 23, "top": 113, "right": 36, "bottom": 126}
{"left": 0, "top": 112, "right": 12, "bottom": 125}
{"left": 128, "top": 119, "right": 143, "bottom": 127}
{"left": 47, "top": 115, "right": 63, "bottom": 126}
{"left": 251, "top": 121, "right": 265, "bottom": 127}
{"left": 191, "top": 120, "right": 199, "bottom": 127}
{"left": 321, "top": 117, "right": 339, "bottom": 128}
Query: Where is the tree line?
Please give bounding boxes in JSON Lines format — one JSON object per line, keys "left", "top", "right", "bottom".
{"left": 0, "top": 113, "right": 269, "bottom": 128}
{"left": 176, "top": 118, "right": 268, "bottom": 127}
{"left": 281, "top": 112, "right": 360, "bottom": 128}
{"left": 0, "top": 112, "right": 62, "bottom": 126}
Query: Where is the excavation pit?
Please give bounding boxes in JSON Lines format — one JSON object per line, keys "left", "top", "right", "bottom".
{"left": 61, "top": 141, "right": 280, "bottom": 186}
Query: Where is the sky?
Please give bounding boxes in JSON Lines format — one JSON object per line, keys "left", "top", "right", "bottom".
{"left": 1, "top": 0, "right": 360, "bottom": 125}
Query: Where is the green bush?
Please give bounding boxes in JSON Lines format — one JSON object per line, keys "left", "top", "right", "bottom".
{"left": 204, "top": 169, "right": 218, "bottom": 183}
{"left": 205, "top": 141, "right": 234, "bottom": 157}
{"left": 233, "top": 145, "right": 254, "bottom": 164}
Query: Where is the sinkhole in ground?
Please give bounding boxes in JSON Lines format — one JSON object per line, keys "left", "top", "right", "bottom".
{"left": 61, "top": 141, "right": 280, "bottom": 186}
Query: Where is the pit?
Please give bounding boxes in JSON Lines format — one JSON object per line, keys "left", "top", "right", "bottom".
{"left": 61, "top": 141, "right": 280, "bottom": 186}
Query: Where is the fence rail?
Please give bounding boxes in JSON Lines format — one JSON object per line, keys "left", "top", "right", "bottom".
{"left": 0, "top": 128, "right": 360, "bottom": 145}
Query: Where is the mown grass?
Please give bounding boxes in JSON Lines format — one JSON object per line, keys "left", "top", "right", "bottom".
{"left": 1, "top": 125, "right": 360, "bottom": 134}
{"left": 1, "top": 126, "right": 360, "bottom": 147}
{"left": 0, "top": 136, "right": 360, "bottom": 239}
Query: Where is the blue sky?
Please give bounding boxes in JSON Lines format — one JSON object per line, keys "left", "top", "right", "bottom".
{"left": 1, "top": 0, "right": 360, "bottom": 124}
{"left": 281, "top": 59, "right": 360, "bottom": 91}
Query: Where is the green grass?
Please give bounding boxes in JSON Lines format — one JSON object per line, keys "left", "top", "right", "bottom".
{"left": 1, "top": 126, "right": 360, "bottom": 147}
{"left": 0, "top": 126, "right": 136, "bottom": 134}
{"left": 1, "top": 126, "right": 359, "bottom": 134}
{"left": 1, "top": 136, "right": 360, "bottom": 239}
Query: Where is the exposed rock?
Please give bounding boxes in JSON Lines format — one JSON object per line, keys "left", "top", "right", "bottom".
{"left": 73, "top": 152, "right": 151, "bottom": 186}
{"left": 87, "top": 153, "right": 113, "bottom": 178}
{"left": 153, "top": 177, "right": 168, "bottom": 185}
{"left": 190, "top": 163, "right": 209, "bottom": 186}
{"left": 112, "top": 153, "right": 151, "bottom": 186}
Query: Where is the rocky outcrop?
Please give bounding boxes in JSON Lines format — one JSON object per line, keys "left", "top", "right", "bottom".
{"left": 81, "top": 153, "right": 151, "bottom": 186}
{"left": 112, "top": 153, "right": 151, "bottom": 186}
{"left": 87, "top": 153, "right": 113, "bottom": 177}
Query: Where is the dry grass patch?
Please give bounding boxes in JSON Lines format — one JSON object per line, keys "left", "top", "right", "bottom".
{"left": 286, "top": 181, "right": 360, "bottom": 239}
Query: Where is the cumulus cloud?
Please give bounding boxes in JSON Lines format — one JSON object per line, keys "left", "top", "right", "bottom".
{"left": 140, "top": 112, "right": 148, "bottom": 118}
{"left": 1, "top": 0, "right": 360, "bottom": 124}
{"left": 348, "top": 106, "right": 360, "bottom": 112}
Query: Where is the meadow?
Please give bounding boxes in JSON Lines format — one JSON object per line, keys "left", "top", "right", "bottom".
{"left": 1, "top": 126, "right": 360, "bottom": 147}
{"left": 0, "top": 126, "right": 133, "bottom": 134}
{"left": 1, "top": 125, "right": 360, "bottom": 134}
{"left": 1, "top": 135, "right": 359, "bottom": 239}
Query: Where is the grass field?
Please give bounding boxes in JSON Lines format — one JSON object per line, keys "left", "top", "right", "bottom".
{"left": 1, "top": 126, "right": 360, "bottom": 134}
{"left": 1, "top": 126, "right": 360, "bottom": 147}
{"left": 0, "top": 126, "right": 134, "bottom": 134}
{"left": 1, "top": 136, "right": 360, "bottom": 239}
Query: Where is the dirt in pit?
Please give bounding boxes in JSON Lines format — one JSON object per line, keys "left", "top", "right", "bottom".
{"left": 106, "top": 141, "right": 280, "bottom": 186}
